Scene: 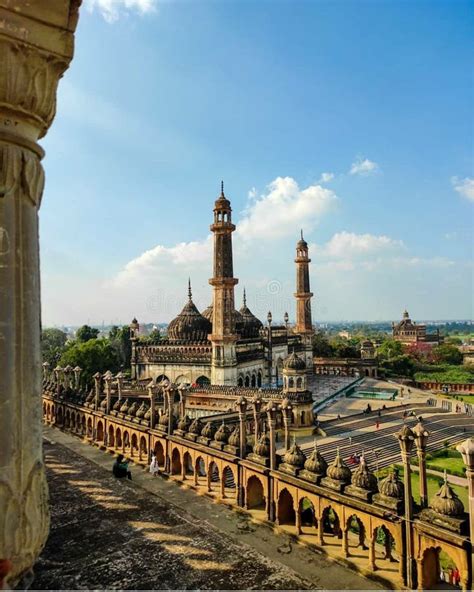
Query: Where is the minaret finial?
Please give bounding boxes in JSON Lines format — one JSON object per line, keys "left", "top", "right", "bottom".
{"left": 220, "top": 180, "right": 225, "bottom": 196}
{"left": 243, "top": 287, "right": 247, "bottom": 306}
{"left": 188, "top": 277, "right": 192, "bottom": 301}
{"left": 301, "top": 228, "right": 304, "bottom": 240}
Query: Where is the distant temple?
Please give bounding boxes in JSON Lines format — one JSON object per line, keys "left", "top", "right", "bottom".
{"left": 392, "top": 310, "right": 442, "bottom": 346}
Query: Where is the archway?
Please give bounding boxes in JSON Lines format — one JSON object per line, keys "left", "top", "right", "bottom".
{"left": 299, "top": 497, "right": 317, "bottom": 534}
{"left": 238, "top": 376, "right": 244, "bottom": 387}
{"left": 195, "top": 456, "right": 207, "bottom": 487}
{"left": 64, "top": 410, "right": 70, "bottom": 428}
{"left": 115, "top": 428, "right": 122, "bottom": 448}
{"left": 175, "top": 374, "right": 188, "bottom": 384}
{"left": 222, "top": 466, "right": 236, "bottom": 499}
{"left": 321, "top": 506, "right": 342, "bottom": 543}
{"left": 123, "top": 431, "right": 130, "bottom": 450}
{"left": 208, "top": 461, "right": 219, "bottom": 493}
{"left": 257, "top": 371, "right": 262, "bottom": 387}
{"left": 196, "top": 375, "right": 210, "bottom": 386}
{"left": 246, "top": 475, "right": 265, "bottom": 510}
{"left": 171, "top": 448, "right": 182, "bottom": 476}
{"left": 139, "top": 436, "right": 147, "bottom": 460}
{"left": 277, "top": 488, "right": 296, "bottom": 526}
{"left": 57, "top": 407, "right": 63, "bottom": 425}
{"left": 420, "top": 547, "right": 462, "bottom": 590}
{"left": 81, "top": 415, "right": 86, "bottom": 435}
{"left": 346, "top": 514, "right": 367, "bottom": 555}
{"left": 71, "top": 412, "right": 76, "bottom": 430}
{"left": 96, "top": 420, "right": 104, "bottom": 442}
{"left": 244, "top": 375, "right": 250, "bottom": 387}
{"left": 108, "top": 425, "right": 115, "bottom": 447}
{"left": 156, "top": 374, "right": 169, "bottom": 385}
{"left": 154, "top": 441, "right": 165, "bottom": 467}
{"left": 251, "top": 374, "right": 256, "bottom": 387}
{"left": 131, "top": 433, "right": 138, "bottom": 457}
{"left": 86, "top": 417, "right": 92, "bottom": 437}
{"left": 373, "top": 525, "right": 399, "bottom": 571}
{"left": 183, "top": 451, "right": 194, "bottom": 477}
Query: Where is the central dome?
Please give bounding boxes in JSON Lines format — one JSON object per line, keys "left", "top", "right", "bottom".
{"left": 239, "top": 289, "right": 263, "bottom": 338}
{"left": 167, "top": 281, "right": 211, "bottom": 342}
{"left": 202, "top": 304, "right": 248, "bottom": 336}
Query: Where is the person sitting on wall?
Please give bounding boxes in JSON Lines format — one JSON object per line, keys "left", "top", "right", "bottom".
{"left": 113, "top": 454, "right": 132, "bottom": 480}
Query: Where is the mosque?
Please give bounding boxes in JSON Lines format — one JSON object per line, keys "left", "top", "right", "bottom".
{"left": 130, "top": 183, "right": 315, "bottom": 389}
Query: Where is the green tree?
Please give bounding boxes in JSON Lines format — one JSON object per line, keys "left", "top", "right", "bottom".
{"left": 379, "top": 354, "right": 415, "bottom": 378}
{"left": 432, "top": 344, "right": 463, "bottom": 366}
{"left": 41, "top": 328, "right": 68, "bottom": 366}
{"left": 377, "top": 339, "right": 404, "bottom": 361}
{"left": 76, "top": 324, "right": 100, "bottom": 343}
{"left": 109, "top": 325, "right": 132, "bottom": 368}
{"left": 59, "top": 339, "right": 120, "bottom": 384}
{"left": 312, "top": 333, "right": 334, "bottom": 357}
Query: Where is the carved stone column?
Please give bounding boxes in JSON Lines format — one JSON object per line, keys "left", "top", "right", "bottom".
{"left": 0, "top": 2, "right": 81, "bottom": 585}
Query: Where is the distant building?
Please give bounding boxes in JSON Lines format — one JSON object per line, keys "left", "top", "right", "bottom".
{"left": 313, "top": 339, "right": 378, "bottom": 378}
{"left": 392, "top": 310, "right": 442, "bottom": 346}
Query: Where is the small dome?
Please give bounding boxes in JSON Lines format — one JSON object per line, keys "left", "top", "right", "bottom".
{"left": 189, "top": 418, "right": 203, "bottom": 435}
{"left": 304, "top": 443, "right": 328, "bottom": 475}
{"left": 379, "top": 468, "right": 404, "bottom": 499}
{"left": 239, "top": 290, "right": 263, "bottom": 338}
{"left": 201, "top": 421, "right": 216, "bottom": 439}
{"left": 167, "top": 281, "right": 211, "bottom": 342}
{"left": 351, "top": 456, "right": 378, "bottom": 491}
{"left": 228, "top": 425, "right": 240, "bottom": 447}
{"left": 136, "top": 403, "right": 147, "bottom": 419}
{"left": 127, "top": 402, "right": 138, "bottom": 417}
{"left": 283, "top": 439, "right": 306, "bottom": 468}
{"left": 159, "top": 411, "right": 170, "bottom": 426}
{"left": 327, "top": 450, "right": 351, "bottom": 483}
{"left": 214, "top": 422, "right": 230, "bottom": 443}
{"left": 177, "top": 415, "right": 191, "bottom": 432}
{"left": 120, "top": 399, "right": 130, "bottom": 414}
{"left": 284, "top": 352, "right": 306, "bottom": 371}
{"left": 254, "top": 432, "right": 270, "bottom": 457}
{"left": 113, "top": 399, "right": 121, "bottom": 411}
{"left": 430, "top": 474, "right": 464, "bottom": 517}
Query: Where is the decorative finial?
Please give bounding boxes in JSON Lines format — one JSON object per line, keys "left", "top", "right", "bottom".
{"left": 243, "top": 287, "right": 247, "bottom": 306}
{"left": 188, "top": 277, "right": 192, "bottom": 301}
{"left": 220, "top": 180, "right": 225, "bottom": 196}
{"left": 313, "top": 438, "right": 318, "bottom": 452}
{"left": 444, "top": 469, "right": 448, "bottom": 484}
{"left": 301, "top": 228, "right": 304, "bottom": 240}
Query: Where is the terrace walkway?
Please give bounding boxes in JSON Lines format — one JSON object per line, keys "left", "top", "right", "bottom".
{"left": 36, "top": 426, "right": 383, "bottom": 590}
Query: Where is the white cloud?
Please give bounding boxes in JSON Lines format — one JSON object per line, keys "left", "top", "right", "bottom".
{"left": 315, "top": 231, "right": 404, "bottom": 260}
{"left": 85, "top": 0, "right": 157, "bottom": 22}
{"left": 318, "top": 172, "right": 334, "bottom": 183}
{"left": 349, "top": 157, "right": 379, "bottom": 176}
{"left": 451, "top": 176, "right": 474, "bottom": 202}
{"left": 237, "top": 177, "right": 337, "bottom": 241}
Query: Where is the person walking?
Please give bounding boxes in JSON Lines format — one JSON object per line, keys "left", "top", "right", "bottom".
{"left": 149, "top": 453, "right": 159, "bottom": 476}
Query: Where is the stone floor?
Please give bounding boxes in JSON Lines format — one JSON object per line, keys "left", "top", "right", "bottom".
{"left": 36, "top": 427, "right": 384, "bottom": 590}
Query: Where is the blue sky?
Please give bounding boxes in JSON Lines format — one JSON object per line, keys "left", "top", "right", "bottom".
{"left": 41, "top": 0, "right": 473, "bottom": 326}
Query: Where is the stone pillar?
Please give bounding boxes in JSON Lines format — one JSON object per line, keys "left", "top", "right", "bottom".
{"left": 368, "top": 532, "right": 376, "bottom": 571}
{"left": 235, "top": 396, "right": 247, "bottom": 507}
{"left": 413, "top": 417, "right": 430, "bottom": 509}
{"left": 265, "top": 402, "right": 278, "bottom": 522}
{"left": 396, "top": 425, "right": 415, "bottom": 590}
{"left": 251, "top": 394, "right": 262, "bottom": 444}
{"left": 93, "top": 372, "right": 102, "bottom": 410}
{"left": 148, "top": 380, "right": 156, "bottom": 429}
{"left": 73, "top": 366, "right": 82, "bottom": 390}
{"left": 104, "top": 373, "right": 112, "bottom": 415}
{"left": 0, "top": 2, "right": 81, "bottom": 585}
{"left": 280, "top": 398, "right": 292, "bottom": 450}
{"left": 342, "top": 528, "right": 349, "bottom": 557}
{"left": 457, "top": 437, "right": 474, "bottom": 573}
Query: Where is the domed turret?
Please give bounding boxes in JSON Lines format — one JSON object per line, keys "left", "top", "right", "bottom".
{"left": 201, "top": 421, "right": 216, "bottom": 439}
{"left": 379, "top": 468, "right": 404, "bottom": 499}
{"left": 167, "top": 280, "right": 211, "bottom": 342}
{"left": 201, "top": 303, "right": 247, "bottom": 336}
{"left": 304, "top": 442, "right": 328, "bottom": 475}
{"left": 228, "top": 425, "right": 240, "bottom": 447}
{"left": 254, "top": 432, "right": 270, "bottom": 457}
{"left": 282, "top": 438, "right": 305, "bottom": 469}
{"left": 214, "top": 422, "right": 230, "bottom": 443}
{"left": 326, "top": 449, "right": 352, "bottom": 484}
{"left": 238, "top": 289, "right": 263, "bottom": 338}
{"left": 284, "top": 352, "right": 306, "bottom": 371}
{"left": 351, "top": 455, "right": 378, "bottom": 491}
{"left": 430, "top": 472, "right": 464, "bottom": 517}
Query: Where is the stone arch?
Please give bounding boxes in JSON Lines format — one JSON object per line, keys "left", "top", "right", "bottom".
{"left": 296, "top": 377, "right": 302, "bottom": 389}
{"left": 420, "top": 546, "right": 462, "bottom": 590}
{"left": 277, "top": 488, "right": 296, "bottom": 526}
{"left": 96, "top": 420, "right": 104, "bottom": 442}
{"left": 237, "top": 375, "right": 244, "bottom": 387}
{"left": 299, "top": 497, "right": 317, "bottom": 533}
{"left": 251, "top": 374, "right": 256, "bottom": 387}
{"left": 81, "top": 415, "right": 86, "bottom": 435}
{"left": 171, "top": 447, "right": 182, "bottom": 476}
{"left": 70, "top": 411, "right": 76, "bottom": 429}
{"left": 64, "top": 409, "right": 70, "bottom": 427}
{"left": 257, "top": 371, "right": 262, "bottom": 387}
{"left": 123, "top": 430, "right": 130, "bottom": 449}
{"left": 195, "top": 455, "right": 207, "bottom": 487}
{"left": 373, "top": 524, "right": 399, "bottom": 566}
{"left": 346, "top": 513, "right": 367, "bottom": 553}
{"left": 139, "top": 435, "right": 147, "bottom": 459}
{"left": 196, "top": 375, "right": 210, "bottom": 386}
{"left": 86, "top": 416, "right": 93, "bottom": 437}
{"left": 208, "top": 460, "right": 220, "bottom": 493}
{"left": 115, "top": 427, "right": 122, "bottom": 448}
{"left": 42, "top": 402, "right": 47, "bottom": 418}
{"left": 175, "top": 374, "right": 188, "bottom": 384}
{"left": 246, "top": 475, "right": 265, "bottom": 510}
{"left": 108, "top": 425, "right": 115, "bottom": 447}
{"left": 154, "top": 440, "right": 165, "bottom": 467}
{"left": 57, "top": 407, "right": 63, "bottom": 425}
{"left": 222, "top": 465, "right": 236, "bottom": 499}
{"left": 321, "top": 505, "right": 342, "bottom": 541}
{"left": 183, "top": 451, "right": 194, "bottom": 477}
{"left": 244, "top": 375, "right": 250, "bottom": 387}
{"left": 156, "top": 374, "right": 169, "bottom": 384}
{"left": 131, "top": 433, "right": 138, "bottom": 456}
{"left": 288, "top": 377, "right": 294, "bottom": 388}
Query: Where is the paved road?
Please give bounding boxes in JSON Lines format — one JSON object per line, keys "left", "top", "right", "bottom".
{"left": 36, "top": 427, "right": 383, "bottom": 590}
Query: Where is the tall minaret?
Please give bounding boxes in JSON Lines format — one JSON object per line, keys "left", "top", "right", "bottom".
{"left": 209, "top": 182, "right": 239, "bottom": 385}
{"left": 294, "top": 230, "right": 314, "bottom": 368}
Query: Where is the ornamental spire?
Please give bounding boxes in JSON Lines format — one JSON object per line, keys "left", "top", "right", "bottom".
{"left": 188, "top": 277, "right": 192, "bottom": 302}
{"left": 220, "top": 180, "right": 225, "bottom": 197}
{"left": 243, "top": 287, "right": 247, "bottom": 306}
